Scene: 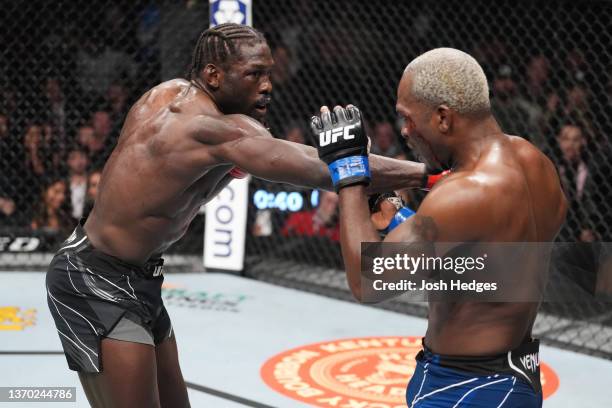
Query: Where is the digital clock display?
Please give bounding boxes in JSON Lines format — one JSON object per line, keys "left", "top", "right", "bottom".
{"left": 253, "top": 189, "right": 319, "bottom": 212}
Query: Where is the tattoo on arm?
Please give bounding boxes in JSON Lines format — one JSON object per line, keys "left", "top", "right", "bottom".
{"left": 412, "top": 215, "right": 439, "bottom": 242}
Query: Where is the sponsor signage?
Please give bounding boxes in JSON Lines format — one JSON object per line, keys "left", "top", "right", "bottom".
{"left": 0, "top": 307, "right": 36, "bottom": 331}
{"left": 0, "top": 236, "right": 41, "bottom": 252}
{"left": 210, "top": 0, "right": 252, "bottom": 27}
{"left": 162, "top": 287, "right": 249, "bottom": 312}
{"left": 204, "top": 178, "right": 249, "bottom": 272}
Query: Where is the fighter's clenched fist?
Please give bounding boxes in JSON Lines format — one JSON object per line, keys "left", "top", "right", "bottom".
{"left": 311, "top": 105, "right": 371, "bottom": 191}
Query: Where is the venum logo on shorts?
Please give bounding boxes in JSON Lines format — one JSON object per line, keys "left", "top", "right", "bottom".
{"left": 520, "top": 352, "right": 540, "bottom": 373}
{"left": 0, "top": 306, "right": 36, "bottom": 331}
{"left": 261, "top": 336, "right": 560, "bottom": 408}
{"left": 319, "top": 124, "right": 356, "bottom": 146}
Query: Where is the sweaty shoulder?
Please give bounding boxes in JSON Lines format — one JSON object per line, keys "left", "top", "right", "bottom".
{"left": 416, "top": 171, "right": 503, "bottom": 242}
{"left": 141, "top": 79, "right": 194, "bottom": 110}
{"left": 508, "top": 135, "right": 567, "bottom": 240}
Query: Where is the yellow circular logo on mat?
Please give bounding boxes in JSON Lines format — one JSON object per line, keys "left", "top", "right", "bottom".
{"left": 261, "top": 336, "right": 559, "bottom": 407}
{"left": 0, "top": 307, "right": 36, "bottom": 331}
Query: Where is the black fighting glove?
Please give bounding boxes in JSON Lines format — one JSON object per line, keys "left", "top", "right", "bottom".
{"left": 310, "top": 105, "right": 370, "bottom": 191}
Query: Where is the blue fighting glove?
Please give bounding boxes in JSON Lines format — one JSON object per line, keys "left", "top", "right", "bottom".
{"left": 369, "top": 192, "right": 415, "bottom": 237}
{"left": 310, "top": 105, "right": 370, "bottom": 191}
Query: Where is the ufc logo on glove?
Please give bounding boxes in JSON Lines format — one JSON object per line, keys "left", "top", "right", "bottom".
{"left": 310, "top": 105, "right": 370, "bottom": 191}
{"left": 319, "top": 124, "right": 357, "bottom": 146}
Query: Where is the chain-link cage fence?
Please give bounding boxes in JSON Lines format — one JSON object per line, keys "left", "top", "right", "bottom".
{"left": 1, "top": 1, "right": 611, "bottom": 357}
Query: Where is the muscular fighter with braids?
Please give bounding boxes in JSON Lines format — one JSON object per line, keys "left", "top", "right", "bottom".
{"left": 45, "top": 24, "right": 437, "bottom": 407}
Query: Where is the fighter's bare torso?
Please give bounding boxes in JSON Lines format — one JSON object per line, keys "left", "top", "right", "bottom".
{"left": 418, "top": 134, "right": 566, "bottom": 354}
{"left": 85, "top": 79, "right": 233, "bottom": 264}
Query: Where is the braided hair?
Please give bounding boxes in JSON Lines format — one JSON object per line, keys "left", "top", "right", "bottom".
{"left": 189, "top": 23, "right": 266, "bottom": 80}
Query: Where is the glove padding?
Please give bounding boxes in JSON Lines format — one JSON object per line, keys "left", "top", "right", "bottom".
{"left": 310, "top": 105, "right": 371, "bottom": 191}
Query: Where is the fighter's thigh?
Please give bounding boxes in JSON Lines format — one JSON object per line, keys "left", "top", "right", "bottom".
{"left": 79, "top": 338, "right": 160, "bottom": 408}
{"left": 155, "top": 335, "right": 190, "bottom": 408}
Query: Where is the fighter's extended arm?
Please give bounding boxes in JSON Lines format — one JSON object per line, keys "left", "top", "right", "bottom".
{"left": 193, "top": 113, "right": 426, "bottom": 192}
{"left": 337, "top": 180, "right": 485, "bottom": 300}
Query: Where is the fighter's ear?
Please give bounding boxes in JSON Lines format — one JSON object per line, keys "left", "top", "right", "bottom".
{"left": 436, "top": 104, "right": 452, "bottom": 134}
{"left": 203, "top": 63, "right": 223, "bottom": 90}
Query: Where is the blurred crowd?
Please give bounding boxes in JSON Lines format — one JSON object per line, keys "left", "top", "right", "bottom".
{"left": 269, "top": 47, "right": 612, "bottom": 243}
{"left": 0, "top": 0, "right": 611, "bottom": 247}
{"left": 0, "top": 76, "right": 125, "bottom": 236}
{"left": 268, "top": 38, "right": 612, "bottom": 243}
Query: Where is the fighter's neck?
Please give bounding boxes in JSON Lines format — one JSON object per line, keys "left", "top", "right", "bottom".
{"left": 190, "top": 79, "right": 222, "bottom": 112}
{"left": 450, "top": 116, "right": 504, "bottom": 171}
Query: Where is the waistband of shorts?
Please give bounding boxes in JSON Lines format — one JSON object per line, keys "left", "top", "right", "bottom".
{"left": 419, "top": 337, "right": 541, "bottom": 393}
{"left": 57, "top": 218, "right": 164, "bottom": 278}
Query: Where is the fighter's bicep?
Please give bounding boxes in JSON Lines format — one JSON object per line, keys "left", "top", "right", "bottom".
{"left": 383, "top": 214, "right": 439, "bottom": 244}
{"left": 384, "top": 179, "right": 489, "bottom": 243}
{"left": 185, "top": 113, "right": 268, "bottom": 147}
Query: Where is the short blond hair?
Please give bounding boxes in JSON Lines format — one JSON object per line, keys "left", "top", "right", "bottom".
{"left": 404, "top": 48, "right": 490, "bottom": 115}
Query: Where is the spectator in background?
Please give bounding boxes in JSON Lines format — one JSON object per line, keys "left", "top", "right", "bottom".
{"left": 104, "top": 82, "right": 130, "bottom": 133}
{"left": 268, "top": 43, "right": 303, "bottom": 134}
{"left": 66, "top": 147, "right": 90, "bottom": 220}
{"left": 41, "top": 77, "right": 67, "bottom": 142}
{"left": 564, "top": 49, "right": 590, "bottom": 86}
{"left": 30, "top": 178, "right": 73, "bottom": 235}
{"left": 23, "top": 120, "right": 64, "bottom": 179}
{"left": 80, "top": 110, "right": 115, "bottom": 169}
{"left": 36, "top": 77, "right": 79, "bottom": 158}
{"left": 87, "top": 170, "right": 102, "bottom": 201}
{"left": 565, "top": 78, "right": 593, "bottom": 129}
{"left": 472, "top": 39, "right": 510, "bottom": 79}
{"left": 523, "top": 54, "right": 553, "bottom": 109}
{"left": 520, "top": 54, "right": 555, "bottom": 150}
{"left": 490, "top": 63, "right": 532, "bottom": 138}
{"left": 272, "top": 44, "right": 294, "bottom": 86}
{"left": 0, "top": 113, "right": 26, "bottom": 226}
{"left": 282, "top": 191, "right": 340, "bottom": 241}
{"left": 555, "top": 124, "right": 597, "bottom": 241}
{"left": 371, "top": 121, "right": 400, "bottom": 157}
{"left": 0, "top": 113, "right": 18, "bottom": 185}
{"left": 82, "top": 169, "right": 102, "bottom": 219}
{"left": 76, "top": 37, "right": 136, "bottom": 104}
{"left": 544, "top": 76, "right": 596, "bottom": 151}
{"left": 0, "top": 196, "right": 16, "bottom": 225}
{"left": 597, "top": 76, "right": 612, "bottom": 240}
{"left": 23, "top": 122, "right": 51, "bottom": 180}
{"left": 76, "top": 123, "right": 95, "bottom": 148}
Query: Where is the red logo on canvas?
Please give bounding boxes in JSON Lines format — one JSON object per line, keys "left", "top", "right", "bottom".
{"left": 261, "top": 336, "right": 559, "bottom": 407}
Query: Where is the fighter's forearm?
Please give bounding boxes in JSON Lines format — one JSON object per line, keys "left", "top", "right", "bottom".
{"left": 338, "top": 185, "right": 381, "bottom": 301}
{"left": 368, "top": 155, "right": 426, "bottom": 193}
{"left": 293, "top": 143, "right": 427, "bottom": 193}
{"left": 221, "top": 136, "right": 333, "bottom": 190}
